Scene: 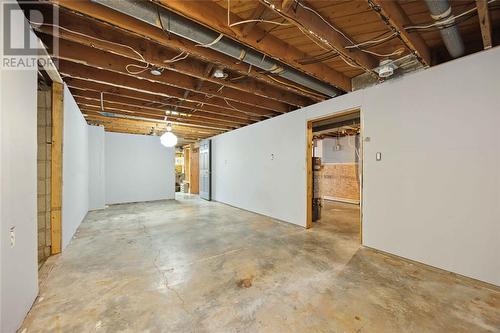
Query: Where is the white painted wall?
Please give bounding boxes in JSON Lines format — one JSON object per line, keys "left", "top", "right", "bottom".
{"left": 0, "top": 4, "right": 38, "bottom": 332}
{"left": 212, "top": 47, "right": 500, "bottom": 286}
{"left": 88, "top": 125, "right": 105, "bottom": 210}
{"left": 62, "top": 85, "right": 89, "bottom": 249}
{"left": 105, "top": 132, "right": 175, "bottom": 204}
{"left": 321, "top": 135, "right": 359, "bottom": 163}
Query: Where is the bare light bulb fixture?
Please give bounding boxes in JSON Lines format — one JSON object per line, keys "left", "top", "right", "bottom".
{"left": 160, "top": 123, "right": 178, "bottom": 147}
{"left": 335, "top": 134, "right": 341, "bottom": 151}
{"left": 150, "top": 67, "right": 162, "bottom": 76}
{"left": 212, "top": 67, "right": 227, "bottom": 78}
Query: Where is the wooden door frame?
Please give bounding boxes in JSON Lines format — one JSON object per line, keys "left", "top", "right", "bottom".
{"left": 306, "top": 108, "right": 363, "bottom": 244}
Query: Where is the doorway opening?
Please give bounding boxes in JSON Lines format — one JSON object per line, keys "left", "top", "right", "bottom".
{"left": 306, "top": 109, "right": 362, "bottom": 244}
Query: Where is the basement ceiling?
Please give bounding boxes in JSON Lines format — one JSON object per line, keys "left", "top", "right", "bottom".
{"left": 24, "top": 0, "right": 499, "bottom": 144}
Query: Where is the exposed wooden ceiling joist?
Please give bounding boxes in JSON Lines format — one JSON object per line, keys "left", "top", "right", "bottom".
{"left": 45, "top": 36, "right": 293, "bottom": 114}
{"left": 367, "top": 0, "right": 431, "bottom": 66}
{"left": 74, "top": 97, "right": 243, "bottom": 129}
{"left": 51, "top": 0, "right": 327, "bottom": 100}
{"left": 57, "top": 60, "right": 278, "bottom": 118}
{"left": 34, "top": 9, "right": 316, "bottom": 107}
{"left": 85, "top": 114, "right": 221, "bottom": 137}
{"left": 156, "top": 0, "right": 352, "bottom": 91}
{"left": 65, "top": 79, "right": 262, "bottom": 122}
{"left": 259, "top": 0, "right": 378, "bottom": 72}
{"left": 69, "top": 87, "right": 255, "bottom": 125}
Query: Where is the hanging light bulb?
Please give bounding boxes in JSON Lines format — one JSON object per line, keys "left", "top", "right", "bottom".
{"left": 160, "top": 123, "right": 177, "bottom": 147}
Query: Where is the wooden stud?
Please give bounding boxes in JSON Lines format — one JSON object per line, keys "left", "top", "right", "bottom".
{"left": 50, "top": 82, "right": 63, "bottom": 254}
{"left": 476, "top": 0, "right": 492, "bottom": 49}
{"left": 306, "top": 121, "right": 313, "bottom": 229}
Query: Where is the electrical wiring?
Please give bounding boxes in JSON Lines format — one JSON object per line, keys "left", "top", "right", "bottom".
{"left": 297, "top": 26, "right": 331, "bottom": 51}
{"left": 361, "top": 47, "right": 405, "bottom": 57}
{"left": 345, "top": 32, "right": 397, "bottom": 49}
{"left": 196, "top": 33, "right": 224, "bottom": 47}
{"left": 29, "top": 20, "right": 146, "bottom": 62}
{"left": 29, "top": 20, "right": 188, "bottom": 76}
{"left": 163, "top": 50, "right": 189, "bottom": 63}
{"left": 295, "top": 1, "right": 356, "bottom": 46}
{"left": 256, "top": 19, "right": 288, "bottom": 42}
{"left": 266, "top": 74, "right": 326, "bottom": 97}
{"left": 298, "top": 51, "right": 339, "bottom": 65}
{"left": 230, "top": 19, "right": 292, "bottom": 27}
{"left": 125, "top": 63, "right": 151, "bottom": 75}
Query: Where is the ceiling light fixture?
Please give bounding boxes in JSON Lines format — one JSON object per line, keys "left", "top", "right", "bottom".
{"left": 150, "top": 67, "right": 162, "bottom": 76}
{"left": 375, "top": 60, "right": 397, "bottom": 78}
{"left": 212, "top": 67, "right": 227, "bottom": 78}
{"left": 160, "top": 123, "right": 178, "bottom": 147}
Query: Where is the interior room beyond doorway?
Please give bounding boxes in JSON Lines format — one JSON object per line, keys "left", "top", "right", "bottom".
{"left": 309, "top": 110, "right": 361, "bottom": 244}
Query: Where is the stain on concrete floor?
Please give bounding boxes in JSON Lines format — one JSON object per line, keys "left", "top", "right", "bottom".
{"left": 20, "top": 195, "right": 500, "bottom": 332}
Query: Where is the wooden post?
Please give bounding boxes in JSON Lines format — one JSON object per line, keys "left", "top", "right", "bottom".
{"left": 50, "top": 82, "right": 63, "bottom": 254}
{"left": 306, "top": 122, "right": 313, "bottom": 228}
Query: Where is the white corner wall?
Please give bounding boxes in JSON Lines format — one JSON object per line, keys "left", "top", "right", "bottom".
{"left": 62, "top": 85, "right": 89, "bottom": 249}
{"left": 88, "top": 125, "right": 105, "bottom": 210}
{"left": 0, "top": 5, "right": 39, "bottom": 333}
{"left": 105, "top": 132, "right": 175, "bottom": 204}
{"left": 212, "top": 47, "right": 500, "bottom": 286}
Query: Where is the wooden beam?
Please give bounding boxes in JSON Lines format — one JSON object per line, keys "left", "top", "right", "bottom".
{"left": 64, "top": 78, "right": 261, "bottom": 122}
{"left": 157, "top": 0, "right": 352, "bottom": 91}
{"left": 368, "top": 0, "right": 431, "bottom": 66}
{"left": 260, "top": 0, "right": 378, "bottom": 72}
{"left": 240, "top": 3, "right": 267, "bottom": 37}
{"left": 52, "top": 0, "right": 329, "bottom": 99}
{"left": 84, "top": 117, "right": 220, "bottom": 139}
{"left": 35, "top": 11, "right": 316, "bottom": 107}
{"left": 57, "top": 60, "right": 278, "bottom": 118}
{"left": 476, "top": 0, "right": 492, "bottom": 49}
{"left": 84, "top": 114, "right": 219, "bottom": 137}
{"left": 69, "top": 87, "right": 254, "bottom": 125}
{"left": 75, "top": 100, "right": 240, "bottom": 130}
{"left": 43, "top": 35, "right": 294, "bottom": 113}
{"left": 50, "top": 82, "right": 63, "bottom": 254}
{"left": 74, "top": 96, "right": 247, "bottom": 126}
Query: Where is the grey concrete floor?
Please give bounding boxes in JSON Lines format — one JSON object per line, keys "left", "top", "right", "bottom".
{"left": 21, "top": 195, "right": 500, "bottom": 332}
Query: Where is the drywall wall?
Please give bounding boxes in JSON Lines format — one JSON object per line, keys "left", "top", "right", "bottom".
{"left": 62, "top": 85, "right": 89, "bottom": 249}
{"left": 0, "top": 5, "right": 39, "bottom": 333}
{"left": 212, "top": 47, "right": 500, "bottom": 286}
{"left": 88, "top": 125, "right": 105, "bottom": 210}
{"left": 105, "top": 132, "right": 175, "bottom": 204}
{"left": 321, "top": 135, "right": 359, "bottom": 163}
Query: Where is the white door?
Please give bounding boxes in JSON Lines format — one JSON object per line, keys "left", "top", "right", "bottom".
{"left": 199, "top": 139, "right": 211, "bottom": 200}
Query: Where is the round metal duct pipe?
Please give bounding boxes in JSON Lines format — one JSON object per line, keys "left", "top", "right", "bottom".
{"left": 424, "top": 0, "right": 465, "bottom": 58}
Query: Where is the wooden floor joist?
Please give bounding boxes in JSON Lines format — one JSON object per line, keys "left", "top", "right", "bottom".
{"left": 35, "top": 10, "right": 318, "bottom": 106}
{"left": 57, "top": 60, "right": 279, "bottom": 118}
{"left": 51, "top": 0, "right": 327, "bottom": 100}
{"left": 64, "top": 79, "right": 262, "bottom": 122}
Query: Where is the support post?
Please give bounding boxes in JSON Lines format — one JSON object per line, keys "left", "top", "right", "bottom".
{"left": 50, "top": 82, "right": 63, "bottom": 254}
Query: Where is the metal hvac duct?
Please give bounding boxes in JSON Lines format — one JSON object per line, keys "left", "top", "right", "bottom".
{"left": 424, "top": 0, "right": 465, "bottom": 58}
{"left": 91, "top": 0, "right": 342, "bottom": 97}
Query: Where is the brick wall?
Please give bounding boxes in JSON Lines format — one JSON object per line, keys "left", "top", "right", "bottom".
{"left": 37, "top": 88, "right": 52, "bottom": 266}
